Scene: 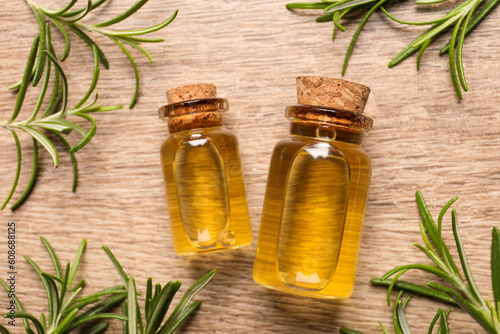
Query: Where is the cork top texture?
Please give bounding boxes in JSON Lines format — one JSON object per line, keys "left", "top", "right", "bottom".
{"left": 296, "top": 76, "right": 370, "bottom": 114}
{"left": 166, "top": 83, "right": 217, "bottom": 104}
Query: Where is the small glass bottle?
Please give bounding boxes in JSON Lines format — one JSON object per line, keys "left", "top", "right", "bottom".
{"left": 159, "top": 83, "right": 252, "bottom": 255}
{"left": 253, "top": 76, "right": 373, "bottom": 298}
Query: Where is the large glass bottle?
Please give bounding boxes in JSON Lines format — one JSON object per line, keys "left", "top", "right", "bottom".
{"left": 159, "top": 83, "right": 252, "bottom": 255}
{"left": 253, "top": 77, "right": 373, "bottom": 298}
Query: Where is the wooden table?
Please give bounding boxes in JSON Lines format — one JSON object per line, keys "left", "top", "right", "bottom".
{"left": 1, "top": 1, "right": 499, "bottom": 333}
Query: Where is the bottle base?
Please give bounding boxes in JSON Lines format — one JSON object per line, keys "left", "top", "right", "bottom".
{"left": 253, "top": 277, "right": 352, "bottom": 299}
{"left": 175, "top": 241, "right": 252, "bottom": 256}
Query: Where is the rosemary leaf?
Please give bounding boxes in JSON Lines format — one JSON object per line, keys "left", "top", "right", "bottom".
{"left": 9, "top": 36, "right": 39, "bottom": 123}
{"left": 59, "top": 262, "right": 70, "bottom": 309}
{"left": 49, "top": 18, "right": 71, "bottom": 61}
{"left": 122, "top": 301, "right": 129, "bottom": 334}
{"left": 70, "top": 113, "right": 96, "bottom": 153}
{"left": 18, "top": 125, "right": 59, "bottom": 167}
{"left": 396, "top": 301, "right": 412, "bottom": 334}
{"left": 64, "top": 0, "right": 93, "bottom": 23}
{"left": 67, "top": 239, "right": 86, "bottom": 290}
{"left": 110, "top": 38, "right": 139, "bottom": 108}
{"left": 451, "top": 209, "right": 482, "bottom": 303}
{"left": 370, "top": 278, "right": 456, "bottom": 304}
{"left": 96, "top": 0, "right": 149, "bottom": 27}
{"left": 62, "top": 0, "right": 106, "bottom": 17}
{"left": 10, "top": 139, "right": 39, "bottom": 211}
{"left": 128, "top": 277, "right": 138, "bottom": 334}
{"left": 102, "top": 245, "right": 129, "bottom": 286}
{"left": 162, "top": 300, "right": 201, "bottom": 334}
{"left": 0, "top": 129, "right": 21, "bottom": 210}
{"left": 145, "top": 278, "right": 152, "bottom": 322}
{"left": 53, "top": 308, "right": 79, "bottom": 333}
{"left": 44, "top": 51, "right": 68, "bottom": 116}
{"left": 160, "top": 270, "right": 217, "bottom": 332}
{"left": 52, "top": 132, "right": 78, "bottom": 191}
{"left": 69, "top": 293, "right": 127, "bottom": 330}
{"left": 105, "top": 10, "right": 178, "bottom": 37}
{"left": 40, "top": 237, "right": 63, "bottom": 280}
{"left": 68, "top": 25, "right": 109, "bottom": 68}
{"left": 286, "top": 2, "right": 331, "bottom": 9}
{"left": 31, "top": 29, "right": 52, "bottom": 120}
{"left": 343, "top": 0, "right": 387, "bottom": 75}
{"left": 80, "top": 322, "right": 109, "bottom": 334}
{"left": 74, "top": 45, "right": 100, "bottom": 109}
{"left": 3, "top": 312, "right": 44, "bottom": 334}
{"left": 492, "top": 227, "right": 500, "bottom": 307}
{"left": 428, "top": 308, "right": 442, "bottom": 334}
{"left": 70, "top": 314, "right": 128, "bottom": 329}
{"left": 0, "top": 323, "right": 13, "bottom": 334}
{"left": 439, "top": 309, "right": 451, "bottom": 334}
{"left": 31, "top": 9, "right": 47, "bottom": 87}
{"left": 47, "top": 0, "right": 79, "bottom": 16}
{"left": 392, "top": 291, "right": 404, "bottom": 334}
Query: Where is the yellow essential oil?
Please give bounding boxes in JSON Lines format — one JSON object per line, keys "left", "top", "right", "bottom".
{"left": 159, "top": 83, "right": 252, "bottom": 255}
{"left": 253, "top": 77, "right": 373, "bottom": 298}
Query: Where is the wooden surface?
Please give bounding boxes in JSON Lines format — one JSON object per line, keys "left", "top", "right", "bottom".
{"left": 1, "top": 0, "right": 500, "bottom": 333}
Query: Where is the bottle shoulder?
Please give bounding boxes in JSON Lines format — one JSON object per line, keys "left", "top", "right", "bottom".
{"left": 271, "top": 136, "right": 371, "bottom": 166}
{"left": 161, "top": 126, "right": 238, "bottom": 154}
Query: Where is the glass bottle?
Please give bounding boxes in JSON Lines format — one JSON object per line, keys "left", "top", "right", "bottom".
{"left": 159, "top": 83, "right": 252, "bottom": 255}
{"left": 253, "top": 76, "right": 373, "bottom": 298}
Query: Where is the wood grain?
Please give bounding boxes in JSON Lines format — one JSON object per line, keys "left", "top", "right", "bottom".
{"left": 1, "top": 0, "right": 499, "bottom": 333}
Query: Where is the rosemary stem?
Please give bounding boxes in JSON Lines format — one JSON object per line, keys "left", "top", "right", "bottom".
{"left": 0, "top": 121, "right": 28, "bottom": 128}
{"left": 455, "top": 279, "right": 494, "bottom": 326}
{"left": 72, "top": 22, "right": 113, "bottom": 37}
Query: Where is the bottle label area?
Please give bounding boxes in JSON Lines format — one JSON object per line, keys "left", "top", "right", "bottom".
{"left": 277, "top": 142, "right": 350, "bottom": 291}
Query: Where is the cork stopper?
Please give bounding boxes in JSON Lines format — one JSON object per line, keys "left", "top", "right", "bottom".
{"left": 160, "top": 83, "right": 227, "bottom": 132}
{"left": 296, "top": 76, "right": 370, "bottom": 113}
{"left": 166, "top": 83, "right": 217, "bottom": 104}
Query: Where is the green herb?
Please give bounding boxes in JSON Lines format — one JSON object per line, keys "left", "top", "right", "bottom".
{"left": 341, "top": 290, "right": 451, "bottom": 334}
{"left": 286, "top": 0, "right": 388, "bottom": 76}
{"left": 2, "top": 0, "right": 178, "bottom": 210}
{"left": 102, "top": 246, "right": 216, "bottom": 334}
{"left": 0, "top": 238, "right": 216, "bottom": 334}
{"left": 1, "top": 33, "right": 122, "bottom": 211}
{"left": 17, "top": 0, "right": 178, "bottom": 107}
{"left": 285, "top": 0, "right": 499, "bottom": 99}
{"left": 0, "top": 237, "right": 127, "bottom": 334}
{"left": 384, "top": 0, "right": 488, "bottom": 99}
{"left": 341, "top": 191, "right": 500, "bottom": 333}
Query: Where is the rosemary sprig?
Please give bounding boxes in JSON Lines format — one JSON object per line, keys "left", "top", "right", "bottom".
{"left": 285, "top": 0, "right": 499, "bottom": 98}
{"left": 102, "top": 246, "right": 217, "bottom": 334}
{"left": 286, "top": 0, "right": 389, "bottom": 75}
{"left": 340, "top": 290, "right": 452, "bottom": 334}
{"left": 384, "top": 0, "right": 485, "bottom": 99}
{"left": 3, "top": 0, "right": 178, "bottom": 209}
{"left": 0, "top": 237, "right": 127, "bottom": 334}
{"left": 343, "top": 191, "right": 500, "bottom": 333}
{"left": 1, "top": 31, "right": 122, "bottom": 211}
{"left": 17, "top": 0, "right": 178, "bottom": 107}
{"left": 0, "top": 239, "right": 216, "bottom": 333}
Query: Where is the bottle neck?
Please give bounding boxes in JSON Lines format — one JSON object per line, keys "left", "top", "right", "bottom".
{"left": 289, "top": 121, "right": 364, "bottom": 145}
{"left": 167, "top": 112, "right": 224, "bottom": 133}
